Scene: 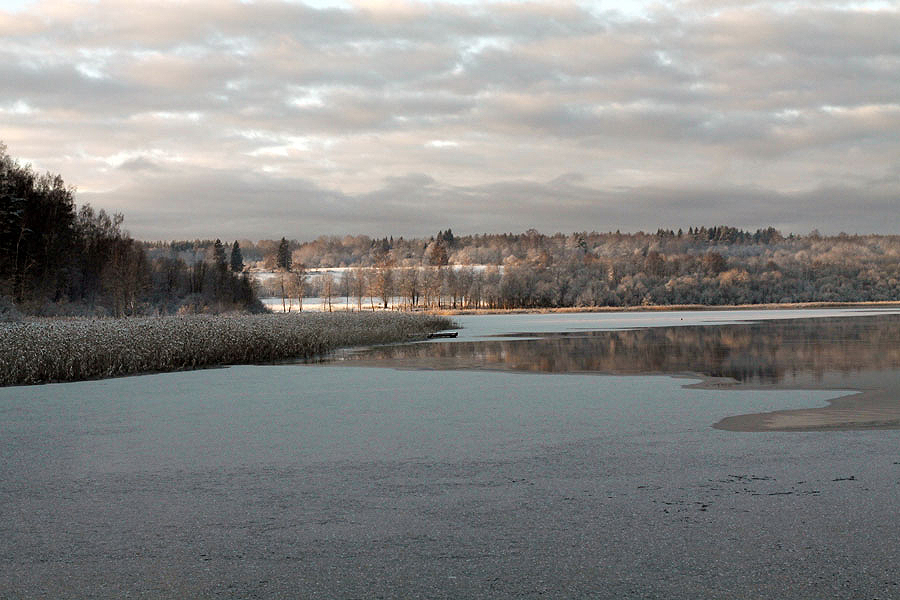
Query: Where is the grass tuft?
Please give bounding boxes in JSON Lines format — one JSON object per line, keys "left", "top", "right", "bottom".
{"left": 2, "top": 312, "right": 454, "bottom": 386}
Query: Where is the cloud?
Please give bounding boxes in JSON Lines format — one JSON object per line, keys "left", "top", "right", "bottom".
{"left": 77, "top": 167, "right": 898, "bottom": 240}
{"left": 116, "top": 156, "right": 165, "bottom": 172}
{"left": 2, "top": 0, "right": 898, "bottom": 239}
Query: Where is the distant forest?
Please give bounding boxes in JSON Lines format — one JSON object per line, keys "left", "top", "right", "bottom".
{"left": 160, "top": 226, "right": 900, "bottom": 311}
{"left": 3, "top": 142, "right": 900, "bottom": 316}
{"left": 1, "top": 144, "right": 259, "bottom": 316}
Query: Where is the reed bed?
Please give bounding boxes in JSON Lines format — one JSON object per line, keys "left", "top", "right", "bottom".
{"left": 1, "top": 312, "right": 454, "bottom": 386}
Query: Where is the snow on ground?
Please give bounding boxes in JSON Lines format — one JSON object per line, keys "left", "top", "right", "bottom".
{"left": 261, "top": 296, "right": 405, "bottom": 312}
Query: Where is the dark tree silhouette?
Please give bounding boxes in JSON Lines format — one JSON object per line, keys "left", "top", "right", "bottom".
{"left": 230, "top": 240, "right": 244, "bottom": 272}
{"left": 276, "top": 237, "right": 292, "bottom": 271}
{"left": 0, "top": 143, "right": 262, "bottom": 315}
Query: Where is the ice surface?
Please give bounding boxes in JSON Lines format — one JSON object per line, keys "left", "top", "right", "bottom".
{"left": 446, "top": 307, "right": 900, "bottom": 340}
{"left": 3, "top": 308, "right": 900, "bottom": 598}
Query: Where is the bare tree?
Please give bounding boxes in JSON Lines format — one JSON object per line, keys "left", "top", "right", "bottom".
{"left": 374, "top": 263, "right": 394, "bottom": 309}
{"left": 294, "top": 262, "right": 306, "bottom": 311}
{"left": 399, "top": 267, "right": 420, "bottom": 309}
{"left": 339, "top": 269, "right": 351, "bottom": 309}
{"left": 424, "top": 266, "right": 443, "bottom": 309}
{"left": 351, "top": 267, "right": 367, "bottom": 311}
{"left": 321, "top": 271, "right": 334, "bottom": 312}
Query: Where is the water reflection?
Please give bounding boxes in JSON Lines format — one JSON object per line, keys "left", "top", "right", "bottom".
{"left": 336, "top": 315, "right": 900, "bottom": 386}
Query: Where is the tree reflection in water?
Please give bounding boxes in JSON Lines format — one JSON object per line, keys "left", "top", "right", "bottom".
{"left": 338, "top": 315, "right": 900, "bottom": 385}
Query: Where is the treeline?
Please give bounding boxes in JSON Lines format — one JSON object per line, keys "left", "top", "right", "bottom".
{"left": 232, "top": 226, "right": 900, "bottom": 310}
{"left": 235, "top": 227, "right": 788, "bottom": 270}
{"left": 1, "top": 144, "right": 260, "bottom": 316}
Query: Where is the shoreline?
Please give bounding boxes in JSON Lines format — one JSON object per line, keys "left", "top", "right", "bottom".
{"left": 431, "top": 300, "right": 900, "bottom": 316}
{"left": 612, "top": 371, "right": 900, "bottom": 433}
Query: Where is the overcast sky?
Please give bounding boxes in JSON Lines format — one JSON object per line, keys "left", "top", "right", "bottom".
{"left": 2, "top": 0, "right": 898, "bottom": 240}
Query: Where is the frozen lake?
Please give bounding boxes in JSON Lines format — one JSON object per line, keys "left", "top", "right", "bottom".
{"left": 3, "top": 308, "right": 900, "bottom": 598}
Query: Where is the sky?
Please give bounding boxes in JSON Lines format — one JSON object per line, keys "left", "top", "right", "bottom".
{"left": 1, "top": 0, "right": 898, "bottom": 241}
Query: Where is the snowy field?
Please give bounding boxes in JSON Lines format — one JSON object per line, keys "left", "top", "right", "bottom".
{"left": 261, "top": 295, "right": 404, "bottom": 312}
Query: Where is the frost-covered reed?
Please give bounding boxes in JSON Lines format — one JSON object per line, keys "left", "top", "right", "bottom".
{"left": 1, "top": 312, "right": 454, "bottom": 386}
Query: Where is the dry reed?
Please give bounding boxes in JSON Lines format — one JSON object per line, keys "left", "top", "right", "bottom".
{"left": 1, "top": 312, "right": 454, "bottom": 386}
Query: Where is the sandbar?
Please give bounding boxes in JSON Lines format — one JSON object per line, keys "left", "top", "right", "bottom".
{"left": 707, "top": 380, "right": 900, "bottom": 432}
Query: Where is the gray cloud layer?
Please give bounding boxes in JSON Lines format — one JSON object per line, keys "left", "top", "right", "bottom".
{"left": 2, "top": 0, "right": 898, "bottom": 239}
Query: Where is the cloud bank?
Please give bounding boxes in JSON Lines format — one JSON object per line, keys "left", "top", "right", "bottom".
{"left": 2, "top": 0, "right": 898, "bottom": 239}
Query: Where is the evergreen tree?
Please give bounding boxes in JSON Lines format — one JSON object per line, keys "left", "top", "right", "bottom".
{"left": 213, "top": 239, "right": 227, "bottom": 272}
{"left": 276, "top": 237, "right": 291, "bottom": 271}
{"left": 0, "top": 143, "right": 262, "bottom": 315}
{"left": 230, "top": 241, "right": 244, "bottom": 272}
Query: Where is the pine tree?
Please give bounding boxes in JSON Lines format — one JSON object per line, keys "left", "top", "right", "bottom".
{"left": 230, "top": 241, "right": 244, "bottom": 273}
{"left": 276, "top": 237, "right": 291, "bottom": 271}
